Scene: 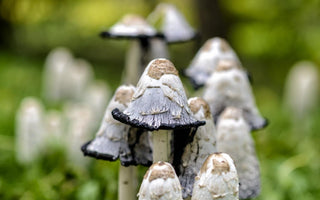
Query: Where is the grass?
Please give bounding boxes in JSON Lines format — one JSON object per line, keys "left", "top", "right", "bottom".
{"left": 0, "top": 50, "right": 319, "bottom": 199}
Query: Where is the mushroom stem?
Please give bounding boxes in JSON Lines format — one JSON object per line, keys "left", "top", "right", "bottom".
{"left": 152, "top": 130, "right": 170, "bottom": 162}
{"left": 123, "top": 40, "right": 142, "bottom": 85}
{"left": 118, "top": 165, "right": 136, "bottom": 200}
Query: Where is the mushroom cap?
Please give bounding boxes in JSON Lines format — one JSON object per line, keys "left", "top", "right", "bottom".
{"left": 178, "top": 97, "right": 217, "bottom": 198}
{"left": 216, "top": 107, "right": 260, "bottom": 199}
{"left": 81, "top": 85, "right": 135, "bottom": 164}
{"left": 100, "top": 14, "right": 163, "bottom": 40}
{"left": 203, "top": 60, "right": 267, "bottom": 130}
{"left": 192, "top": 153, "right": 239, "bottom": 200}
{"left": 185, "top": 37, "right": 241, "bottom": 89}
{"left": 112, "top": 58, "right": 205, "bottom": 131}
{"left": 138, "top": 161, "right": 183, "bottom": 200}
{"left": 148, "top": 3, "right": 197, "bottom": 43}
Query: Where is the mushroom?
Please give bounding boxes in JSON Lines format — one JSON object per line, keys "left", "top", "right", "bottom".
{"left": 42, "top": 47, "right": 73, "bottom": 103}
{"left": 100, "top": 14, "right": 164, "bottom": 85}
{"left": 177, "top": 97, "right": 217, "bottom": 199}
{"left": 44, "top": 110, "right": 64, "bottom": 148}
{"left": 192, "top": 153, "right": 239, "bottom": 200}
{"left": 216, "top": 107, "right": 260, "bottom": 199}
{"left": 138, "top": 161, "right": 183, "bottom": 200}
{"left": 112, "top": 58, "right": 205, "bottom": 162}
{"left": 203, "top": 59, "right": 267, "bottom": 130}
{"left": 15, "top": 97, "right": 45, "bottom": 164}
{"left": 148, "top": 3, "right": 197, "bottom": 43}
{"left": 283, "top": 61, "right": 319, "bottom": 120}
{"left": 185, "top": 37, "right": 241, "bottom": 89}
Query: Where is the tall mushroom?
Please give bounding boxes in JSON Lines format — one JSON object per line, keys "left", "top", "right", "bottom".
{"left": 112, "top": 58, "right": 205, "bottom": 162}
{"left": 100, "top": 14, "right": 164, "bottom": 85}
{"left": 185, "top": 37, "right": 241, "bottom": 89}
{"left": 203, "top": 59, "right": 267, "bottom": 130}
{"left": 138, "top": 161, "right": 183, "bottom": 200}
{"left": 177, "top": 97, "right": 217, "bottom": 198}
{"left": 192, "top": 153, "right": 239, "bottom": 200}
{"left": 216, "top": 107, "right": 260, "bottom": 199}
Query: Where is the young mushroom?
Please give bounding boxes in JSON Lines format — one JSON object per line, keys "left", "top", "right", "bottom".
{"left": 148, "top": 3, "right": 197, "bottom": 43}
{"left": 15, "top": 97, "right": 45, "bottom": 165}
{"left": 216, "top": 107, "right": 260, "bottom": 199}
{"left": 185, "top": 37, "right": 241, "bottom": 89}
{"left": 100, "top": 14, "right": 164, "bottom": 85}
{"left": 177, "top": 97, "right": 217, "bottom": 199}
{"left": 112, "top": 58, "right": 205, "bottom": 162}
{"left": 192, "top": 153, "right": 239, "bottom": 200}
{"left": 138, "top": 161, "right": 183, "bottom": 200}
{"left": 203, "top": 59, "right": 267, "bottom": 130}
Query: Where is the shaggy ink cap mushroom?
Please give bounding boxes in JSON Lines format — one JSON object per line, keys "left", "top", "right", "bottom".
{"left": 112, "top": 58, "right": 205, "bottom": 131}
{"left": 203, "top": 59, "right": 268, "bottom": 130}
{"left": 185, "top": 37, "right": 241, "bottom": 89}
{"left": 216, "top": 107, "right": 261, "bottom": 199}
{"left": 148, "top": 3, "right": 197, "bottom": 43}
{"left": 81, "top": 85, "right": 136, "bottom": 165}
{"left": 100, "top": 14, "right": 164, "bottom": 41}
{"left": 192, "top": 153, "right": 239, "bottom": 200}
{"left": 138, "top": 161, "right": 183, "bottom": 200}
{"left": 178, "top": 97, "right": 217, "bottom": 199}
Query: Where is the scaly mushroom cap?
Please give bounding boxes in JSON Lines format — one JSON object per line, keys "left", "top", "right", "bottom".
{"left": 216, "top": 107, "right": 260, "bottom": 199}
{"left": 148, "top": 3, "right": 197, "bottom": 43}
{"left": 101, "top": 14, "right": 162, "bottom": 39}
{"left": 203, "top": 60, "right": 267, "bottom": 130}
{"left": 178, "top": 97, "right": 217, "bottom": 198}
{"left": 112, "top": 58, "right": 205, "bottom": 131}
{"left": 192, "top": 153, "right": 239, "bottom": 200}
{"left": 185, "top": 37, "right": 241, "bottom": 89}
{"left": 138, "top": 161, "right": 183, "bottom": 200}
{"left": 81, "top": 85, "right": 135, "bottom": 164}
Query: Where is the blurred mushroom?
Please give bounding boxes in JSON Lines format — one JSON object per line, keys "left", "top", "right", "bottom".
{"left": 192, "top": 153, "right": 239, "bottom": 200}
{"left": 42, "top": 47, "right": 73, "bottom": 103}
{"left": 283, "top": 61, "right": 319, "bottom": 120}
{"left": 100, "top": 14, "right": 164, "bottom": 85}
{"left": 44, "top": 110, "right": 64, "bottom": 148}
{"left": 177, "top": 97, "right": 217, "bottom": 198}
{"left": 148, "top": 3, "right": 197, "bottom": 43}
{"left": 185, "top": 37, "right": 241, "bottom": 89}
{"left": 15, "top": 97, "right": 45, "bottom": 164}
{"left": 216, "top": 107, "right": 260, "bottom": 199}
{"left": 138, "top": 161, "right": 183, "bottom": 200}
{"left": 203, "top": 60, "right": 267, "bottom": 130}
{"left": 112, "top": 58, "right": 205, "bottom": 162}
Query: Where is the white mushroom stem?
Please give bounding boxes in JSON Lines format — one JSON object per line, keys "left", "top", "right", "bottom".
{"left": 118, "top": 165, "right": 136, "bottom": 200}
{"left": 123, "top": 40, "right": 142, "bottom": 85}
{"left": 152, "top": 130, "right": 171, "bottom": 162}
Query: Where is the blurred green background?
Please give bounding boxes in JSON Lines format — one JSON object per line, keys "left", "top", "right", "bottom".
{"left": 0, "top": 0, "right": 320, "bottom": 199}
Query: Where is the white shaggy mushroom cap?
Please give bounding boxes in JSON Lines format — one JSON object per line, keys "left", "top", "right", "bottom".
{"left": 284, "top": 61, "right": 319, "bottom": 119}
{"left": 179, "top": 97, "right": 217, "bottom": 198}
{"left": 109, "top": 14, "right": 157, "bottom": 37}
{"left": 203, "top": 60, "right": 267, "bottom": 130}
{"left": 15, "top": 97, "right": 45, "bottom": 164}
{"left": 192, "top": 153, "right": 239, "bottom": 200}
{"left": 148, "top": 3, "right": 196, "bottom": 43}
{"left": 185, "top": 37, "right": 241, "bottom": 88}
{"left": 138, "top": 161, "right": 183, "bottom": 200}
{"left": 216, "top": 107, "right": 260, "bottom": 199}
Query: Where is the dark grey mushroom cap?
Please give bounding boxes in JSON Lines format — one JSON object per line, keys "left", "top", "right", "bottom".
{"left": 100, "top": 14, "right": 164, "bottom": 40}
{"left": 112, "top": 58, "right": 205, "bottom": 131}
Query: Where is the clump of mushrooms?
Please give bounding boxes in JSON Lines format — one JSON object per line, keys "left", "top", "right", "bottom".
{"left": 112, "top": 58, "right": 205, "bottom": 162}
{"left": 185, "top": 37, "right": 241, "bottom": 89}
{"left": 177, "top": 97, "right": 217, "bottom": 198}
{"left": 138, "top": 161, "right": 183, "bottom": 200}
{"left": 203, "top": 59, "right": 267, "bottom": 130}
{"left": 216, "top": 107, "right": 261, "bottom": 199}
{"left": 192, "top": 153, "right": 239, "bottom": 200}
